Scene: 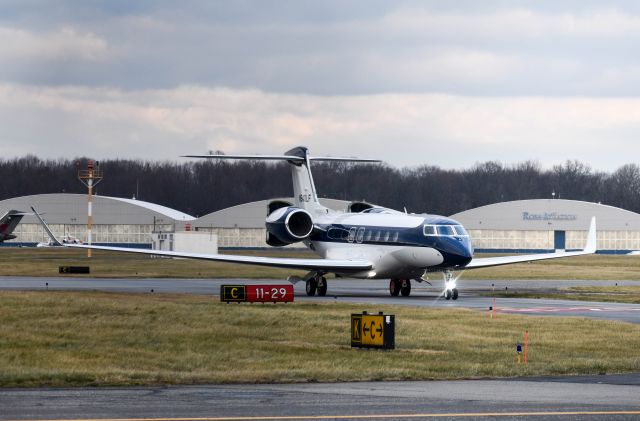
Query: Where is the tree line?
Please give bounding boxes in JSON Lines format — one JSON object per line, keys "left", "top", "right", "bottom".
{"left": 1, "top": 155, "right": 639, "bottom": 217}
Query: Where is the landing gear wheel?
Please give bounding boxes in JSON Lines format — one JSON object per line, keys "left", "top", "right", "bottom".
{"left": 389, "top": 279, "right": 400, "bottom": 296}
{"left": 400, "top": 279, "right": 411, "bottom": 297}
{"left": 452, "top": 288, "right": 459, "bottom": 300}
{"left": 444, "top": 289, "right": 452, "bottom": 300}
{"left": 317, "top": 276, "right": 327, "bottom": 297}
{"left": 306, "top": 278, "right": 317, "bottom": 296}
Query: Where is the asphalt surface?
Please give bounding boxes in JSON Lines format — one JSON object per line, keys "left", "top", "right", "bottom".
{"left": 2, "top": 276, "right": 640, "bottom": 420}
{"left": 2, "top": 375, "right": 640, "bottom": 420}
{"left": 2, "top": 276, "right": 640, "bottom": 323}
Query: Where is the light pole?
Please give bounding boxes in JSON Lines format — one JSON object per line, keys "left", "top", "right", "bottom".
{"left": 77, "top": 160, "right": 103, "bottom": 258}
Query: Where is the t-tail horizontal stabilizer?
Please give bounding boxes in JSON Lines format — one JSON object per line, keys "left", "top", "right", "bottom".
{"left": 182, "top": 154, "right": 381, "bottom": 163}
{"left": 185, "top": 146, "right": 380, "bottom": 215}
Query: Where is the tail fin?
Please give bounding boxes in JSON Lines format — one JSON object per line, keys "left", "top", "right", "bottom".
{"left": 183, "top": 146, "right": 380, "bottom": 216}
{"left": 283, "top": 146, "right": 325, "bottom": 215}
{"left": 0, "top": 210, "right": 28, "bottom": 242}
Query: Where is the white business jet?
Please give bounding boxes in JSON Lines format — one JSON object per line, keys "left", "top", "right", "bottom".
{"left": 33, "top": 146, "right": 596, "bottom": 300}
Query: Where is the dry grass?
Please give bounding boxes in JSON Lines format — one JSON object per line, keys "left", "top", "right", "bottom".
{"left": 490, "top": 286, "right": 640, "bottom": 304}
{"left": 468, "top": 254, "right": 640, "bottom": 280}
{"left": 0, "top": 247, "right": 314, "bottom": 278}
{"left": 2, "top": 248, "right": 640, "bottom": 280}
{"left": 0, "top": 290, "right": 639, "bottom": 387}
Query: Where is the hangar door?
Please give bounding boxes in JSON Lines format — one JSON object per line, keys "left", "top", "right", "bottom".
{"left": 554, "top": 230, "right": 566, "bottom": 250}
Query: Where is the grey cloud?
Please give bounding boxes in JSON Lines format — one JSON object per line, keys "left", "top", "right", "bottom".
{"left": 1, "top": 1, "right": 640, "bottom": 96}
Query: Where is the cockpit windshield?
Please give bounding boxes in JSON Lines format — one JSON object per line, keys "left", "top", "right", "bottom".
{"left": 453, "top": 225, "right": 468, "bottom": 236}
{"left": 423, "top": 224, "right": 469, "bottom": 237}
{"left": 423, "top": 225, "right": 436, "bottom": 236}
{"left": 436, "top": 225, "right": 455, "bottom": 236}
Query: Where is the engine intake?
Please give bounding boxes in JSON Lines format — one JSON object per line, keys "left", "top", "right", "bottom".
{"left": 265, "top": 206, "right": 313, "bottom": 246}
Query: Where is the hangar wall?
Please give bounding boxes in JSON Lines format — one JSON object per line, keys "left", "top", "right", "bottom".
{"left": 451, "top": 199, "right": 640, "bottom": 253}
{"left": 0, "top": 194, "right": 193, "bottom": 247}
{"left": 194, "top": 198, "right": 350, "bottom": 248}
{"left": 1, "top": 194, "right": 349, "bottom": 249}
{"left": 4, "top": 194, "right": 639, "bottom": 253}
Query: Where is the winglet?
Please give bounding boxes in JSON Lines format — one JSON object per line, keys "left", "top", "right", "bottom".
{"left": 30, "top": 206, "right": 62, "bottom": 246}
{"left": 584, "top": 216, "right": 597, "bottom": 253}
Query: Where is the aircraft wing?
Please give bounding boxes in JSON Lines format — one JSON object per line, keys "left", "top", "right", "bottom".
{"left": 464, "top": 217, "right": 597, "bottom": 270}
{"left": 64, "top": 243, "right": 373, "bottom": 272}
{"left": 30, "top": 207, "right": 372, "bottom": 273}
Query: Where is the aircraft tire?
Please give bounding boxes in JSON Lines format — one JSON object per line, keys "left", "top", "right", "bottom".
{"left": 389, "top": 279, "right": 400, "bottom": 296}
{"left": 306, "top": 278, "right": 317, "bottom": 296}
{"left": 445, "top": 289, "right": 452, "bottom": 300}
{"left": 400, "top": 279, "right": 411, "bottom": 297}
{"left": 317, "top": 276, "right": 327, "bottom": 296}
{"left": 452, "top": 288, "right": 459, "bottom": 300}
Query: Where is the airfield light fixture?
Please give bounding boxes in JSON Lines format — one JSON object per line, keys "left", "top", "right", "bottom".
{"left": 77, "top": 160, "right": 104, "bottom": 258}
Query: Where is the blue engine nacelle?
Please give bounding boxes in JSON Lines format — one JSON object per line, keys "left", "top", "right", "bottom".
{"left": 265, "top": 206, "right": 313, "bottom": 246}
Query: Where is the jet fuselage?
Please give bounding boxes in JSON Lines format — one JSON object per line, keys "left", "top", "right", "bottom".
{"left": 307, "top": 211, "right": 473, "bottom": 279}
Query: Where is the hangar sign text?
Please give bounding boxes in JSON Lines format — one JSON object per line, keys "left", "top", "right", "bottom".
{"left": 522, "top": 212, "right": 577, "bottom": 221}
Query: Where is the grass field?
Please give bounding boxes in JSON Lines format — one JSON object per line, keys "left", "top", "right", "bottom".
{"left": 0, "top": 247, "right": 312, "bottom": 279}
{"left": 489, "top": 286, "right": 640, "bottom": 304}
{"left": 0, "top": 290, "right": 639, "bottom": 388}
{"left": 2, "top": 247, "right": 640, "bottom": 280}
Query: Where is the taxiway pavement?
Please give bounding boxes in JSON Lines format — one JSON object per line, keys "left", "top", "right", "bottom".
{"left": 2, "top": 374, "right": 640, "bottom": 420}
{"left": 1, "top": 276, "right": 639, "bottom": 323}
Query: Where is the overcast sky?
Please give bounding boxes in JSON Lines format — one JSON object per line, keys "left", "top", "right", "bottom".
{"left": 1, "top": 0, "right": 640, "bottom": 169}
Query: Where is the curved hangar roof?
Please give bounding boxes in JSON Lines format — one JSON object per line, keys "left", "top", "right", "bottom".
{"left": 0, "top": 194, "right": 195, "bottom": 224}
{"left": 194, "top": 198, "right": 350, "bottom": 228}
{"left": 450, "top": 199, "right": 640, "bottom": 231}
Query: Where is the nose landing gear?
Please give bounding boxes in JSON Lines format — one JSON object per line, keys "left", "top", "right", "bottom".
{"left": 443, "top": 270, "right": 459, "bottom": 300}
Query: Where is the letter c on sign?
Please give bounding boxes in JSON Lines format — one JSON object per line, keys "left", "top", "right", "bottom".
{"left": 231, "top": 288, "right": 238, "bottom": 298}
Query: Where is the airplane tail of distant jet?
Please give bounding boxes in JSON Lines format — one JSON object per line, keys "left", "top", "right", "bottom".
{"left": 0, "top": 210, "right": 28, "bottom": 242}
{"left": 183, "top": 146, "right": 380, "bottom": 216}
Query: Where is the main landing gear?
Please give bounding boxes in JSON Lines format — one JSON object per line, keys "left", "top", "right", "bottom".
{"left": 389, "top": 279, "right": 412, "bottom": 297}
{"left": 443, "top": 270, "right": 459, "bottom": 300}
{"left": 305, "top": 274, "right": 327, "bottom": 297}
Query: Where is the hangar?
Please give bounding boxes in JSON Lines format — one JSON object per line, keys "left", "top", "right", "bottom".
{"left": 450, "top": 199, "right": 640, "bottom": 253}
{"left": 193, "top": 198, "right": 350, "bottom": 248}
{"left": 0, "top": 194, "right": 195, "bottom": 247}
{"left": 3, "top": 194, "right": 637, "bottom": 253}
{"left": 0, "top": 194, "right": 349, "bottom": 249}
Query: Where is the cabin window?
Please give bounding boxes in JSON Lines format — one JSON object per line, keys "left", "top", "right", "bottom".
{"left": 328, "top": 228, "right": 349, "bottom": 240}
{"left": 392, "top": 232, "right": 399, "bottom": 242}
{"left": 423, "top": 225, "right": 436, "bottom": 236}
{"left": 365, "top": 230, "right": 372, "bottom": 242}
{"left": 383, "top": 231, "right": 390, "bottom": 242}
{"left": 356, "top": 227, "right": 365, "bottom": 243}
{"left": 374, "top": 231, "right": 380, "bottom": 241}
{"left": 436, "top": 225, "right": 455, "bottom": 236}
{"left": 348, "top": 227, "right": 357, "bottom": 242}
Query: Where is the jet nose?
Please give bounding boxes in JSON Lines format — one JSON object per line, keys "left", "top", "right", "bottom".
{"left": 452, "top": 238, "right": 473, "bottom": 266}
{"left": 437, "top": 237, "right": 473, "bottom": 268}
